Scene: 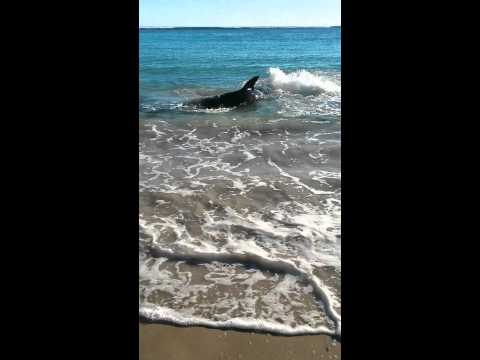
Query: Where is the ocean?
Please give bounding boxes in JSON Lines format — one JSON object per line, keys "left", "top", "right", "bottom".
{"left": 139, "top": 27, "right": 341, "bottom": 336}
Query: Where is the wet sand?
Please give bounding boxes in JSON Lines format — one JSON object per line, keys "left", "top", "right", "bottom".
{"left": 140, "top": 323, "right": 340, "bottom": 360}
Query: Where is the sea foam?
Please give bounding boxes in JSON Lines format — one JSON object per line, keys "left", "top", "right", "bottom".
{"left": 267, "top": 67, "right": 340, "bottom": 95}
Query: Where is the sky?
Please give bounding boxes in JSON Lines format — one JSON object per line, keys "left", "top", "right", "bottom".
{"left": 139, "top": 0, "right": 340, "bottom": 28}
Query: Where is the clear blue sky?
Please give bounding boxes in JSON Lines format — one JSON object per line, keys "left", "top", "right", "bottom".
{"left": 140, "top": 0, "right": 340, "bottom": 27}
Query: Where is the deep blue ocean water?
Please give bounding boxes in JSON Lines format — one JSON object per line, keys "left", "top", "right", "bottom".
{"left": 139, "top": 28, "right": 342, "bottom": 336}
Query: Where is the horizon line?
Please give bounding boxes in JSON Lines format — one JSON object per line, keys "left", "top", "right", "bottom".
{"left": 140, "top": 25, "right": 340, "bottom": 29}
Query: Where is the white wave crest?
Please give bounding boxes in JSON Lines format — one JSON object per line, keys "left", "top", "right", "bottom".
{"left": 267, "top": 67, "right": 340, "bottom": 95}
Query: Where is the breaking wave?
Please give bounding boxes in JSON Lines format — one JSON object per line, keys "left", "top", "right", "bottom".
{"left": 266, "top": 67, "right": 340, "bottom": 96}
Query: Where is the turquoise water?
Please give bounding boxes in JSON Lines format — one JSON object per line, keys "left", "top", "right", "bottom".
{"left": 140, "top": 27, "right": 340, "bottom": 105}
{"left": 139, "top": 28, "right": 341, "bottom": 336}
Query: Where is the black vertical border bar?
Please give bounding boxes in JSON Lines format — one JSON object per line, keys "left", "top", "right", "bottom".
{"left": 3, "top": 1, "right": 140, "bottom": 359}
{"left": 341, "top": 0, "right": 419, "bottom": 357}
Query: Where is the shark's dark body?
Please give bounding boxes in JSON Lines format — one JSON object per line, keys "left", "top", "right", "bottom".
{"left": 188, "top": 76, "right": 259, "bottom": 109}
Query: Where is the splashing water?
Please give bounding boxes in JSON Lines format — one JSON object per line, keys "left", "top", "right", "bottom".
{"left": 139, "top": 27, "right": 341, "bottom": 337}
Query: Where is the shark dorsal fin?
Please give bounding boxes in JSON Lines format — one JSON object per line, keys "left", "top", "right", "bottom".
{"left": 242, "top": 76, "right": 259, "bottom": 91}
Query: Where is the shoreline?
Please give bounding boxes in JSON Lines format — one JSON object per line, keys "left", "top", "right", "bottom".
{"left": 140, "top": 322, "right": 341, "bottom": 360}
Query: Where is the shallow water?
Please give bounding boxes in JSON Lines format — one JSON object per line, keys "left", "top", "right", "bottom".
{"left": 139, "top": 27, "right": 341, "bottom": 336}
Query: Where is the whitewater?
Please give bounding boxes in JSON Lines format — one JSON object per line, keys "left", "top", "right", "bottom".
{"left": 140, "top": 27, "right": 341, "bottom": 337}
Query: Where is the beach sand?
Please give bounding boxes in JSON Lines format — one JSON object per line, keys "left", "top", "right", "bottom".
{"left": 140, "top": 323, "right": 340, "bottom": 360}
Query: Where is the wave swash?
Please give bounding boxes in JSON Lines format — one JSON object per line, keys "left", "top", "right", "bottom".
{"left": 139, "top": 67, "right": 341, "bottom": 338}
